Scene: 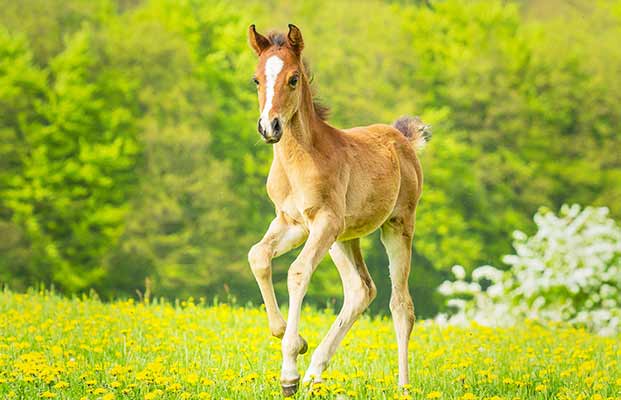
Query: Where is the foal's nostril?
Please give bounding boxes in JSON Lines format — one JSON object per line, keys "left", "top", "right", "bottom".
{"left": 257, "top": 119, "right": 264, "bottom": 136}
{"left": 271, "top": 118, "right": 282, "bottom": 135}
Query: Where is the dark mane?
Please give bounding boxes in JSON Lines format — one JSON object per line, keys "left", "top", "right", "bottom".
{"left": 266, "top": 31, "right": 330, "bottom": 121}
{"left": 302, "top": 59, "right": 330, "bottom": 121}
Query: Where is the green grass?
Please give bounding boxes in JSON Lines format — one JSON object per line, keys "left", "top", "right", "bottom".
{"left": 0, "top": 290, "right": 619, "bottom": 399}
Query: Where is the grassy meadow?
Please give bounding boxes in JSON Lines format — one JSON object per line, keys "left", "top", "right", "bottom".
{"left": 1, "top": 291, "right": 620, "bottom": 400}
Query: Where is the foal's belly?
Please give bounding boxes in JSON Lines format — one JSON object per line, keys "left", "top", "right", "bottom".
{"left": 278, "top": 170, "right": 400, "bottom": 241}
{"left": 338, "top": 162, "right": 401, "bottom": 241}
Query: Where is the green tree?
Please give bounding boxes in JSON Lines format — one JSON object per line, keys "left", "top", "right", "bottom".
{"left": 0, "top": 28, "right": 48, "bottom": 288}
{"left": 1, "top": 25, "right": 140, "bottom": 291}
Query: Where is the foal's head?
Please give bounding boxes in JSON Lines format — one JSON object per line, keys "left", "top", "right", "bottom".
{"left": 248, "top": 24, "right": 306, "bottom": 144}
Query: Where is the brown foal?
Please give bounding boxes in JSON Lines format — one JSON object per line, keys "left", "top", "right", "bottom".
{"left": 247, "top": 24, "right": 430, "bottom": 396}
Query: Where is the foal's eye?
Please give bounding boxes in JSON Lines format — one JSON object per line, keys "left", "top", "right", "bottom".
{"left": 288, "top": 75, "right": 299, "bottom": 87}
{"left": 252, "top": 77, "right": 259, "bottom": 86}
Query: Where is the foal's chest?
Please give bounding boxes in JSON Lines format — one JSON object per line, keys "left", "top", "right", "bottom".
{"left": 266, "top": 158, "right": 338, "bottom": 225}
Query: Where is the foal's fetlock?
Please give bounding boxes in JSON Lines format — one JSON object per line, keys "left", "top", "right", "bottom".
{"left": 302, "top": 366, "right": 324, "bottom": 384}
{"left": 270, "top": 322, "right": 286, "bottom": 338}
{"left": 278, "top": 329, "right": 308, "bottom": 355}
{"left": 298, "top": 335, "right": 308, "bottom": 354}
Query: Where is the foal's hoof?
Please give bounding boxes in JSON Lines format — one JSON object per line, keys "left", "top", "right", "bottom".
{"left": 281, "top": 380, "right": 299, "bottom": 397}
{"left": 298, "top": 336, "right": 308, "bottom": 355}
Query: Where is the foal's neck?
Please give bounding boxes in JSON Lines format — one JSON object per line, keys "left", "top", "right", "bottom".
{"left": 275, "top": 81, "right": 329, "bottom": 160}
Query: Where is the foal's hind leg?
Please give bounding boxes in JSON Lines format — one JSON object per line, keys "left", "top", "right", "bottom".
{"left": 381, "top": 216, "right": 415, "bottom": 386}
{"left": 303, "top": 239, "right": 376, "bottom": 383}
{"left": 248, "top": 214, "right": 308, "bottom": 340}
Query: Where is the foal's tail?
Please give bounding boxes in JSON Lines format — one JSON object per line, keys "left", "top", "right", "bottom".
{"left": 393, "top": 116, "right": 432, "bottom": 152}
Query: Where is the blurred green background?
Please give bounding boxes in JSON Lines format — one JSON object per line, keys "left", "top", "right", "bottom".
{"left": 1, "top": 0, "right": 619, "bottom": 318}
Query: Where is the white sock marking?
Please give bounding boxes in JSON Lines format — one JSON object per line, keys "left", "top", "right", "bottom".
{"left": 260, "top": 55, "right": 284, "bottom": 133}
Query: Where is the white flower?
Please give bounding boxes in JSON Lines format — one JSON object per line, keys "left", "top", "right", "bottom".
{"left": 451, "top": 265, "right": 466, "bottom": 280}
{"left": 437, "top": 281, "right": 455, "bottom": 296}
{"left": 472, "top": 265, "right": 504, "bottom": 283}
{"left": 436, "top": 204, "right": 621, "bottom": 336}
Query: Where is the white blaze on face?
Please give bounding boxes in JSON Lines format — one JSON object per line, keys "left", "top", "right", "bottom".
{"left": 260, "top": 55, "right": 284, "bottom": 134}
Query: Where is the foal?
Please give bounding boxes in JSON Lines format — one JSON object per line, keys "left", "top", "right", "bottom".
{"left": 247, "top": 24, "right": 430, "bottom": 396}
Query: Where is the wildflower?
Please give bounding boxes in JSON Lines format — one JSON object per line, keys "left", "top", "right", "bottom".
{"left": 427, "top": 391, "right": 442, "bottom": 399}
{"left": 185, "top": 373, "right": 199, "bottom": 384}
{"left": 93, "top": 388, "right": 107, "bottom": 395}
{"left": 166, "top": 383, "right": 182, "bottom": 392}
{"left": 53, "top": 381, "right": 69, "bottom": 389}
{"left": 144, "top": 389, "right": 163, "bottom": 400}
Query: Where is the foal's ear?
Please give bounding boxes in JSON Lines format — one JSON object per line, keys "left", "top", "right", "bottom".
{"left": 248, "top": 24, "right": 270, "bottom": 56}
{"left": 287, "top": 24, "right": 304, "bottom": 56}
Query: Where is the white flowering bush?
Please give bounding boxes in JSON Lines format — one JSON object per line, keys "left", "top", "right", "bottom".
{"left": 436, "top": 205, "right": 621, "bottom": 336}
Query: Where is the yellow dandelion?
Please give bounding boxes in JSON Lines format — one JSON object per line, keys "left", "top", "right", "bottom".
{"left": 92, "top": 388, "right": 107, "bottom": 395}
{"left": 167, "top": 383, "right": 182, "bottom": 392}
{"left": 427, "top": 391, "right": 442, "bottom": 399}
{"left": 144, "top": 389, "right": 163, "bottom": 400}
{"left": 53, "top": 381, "right": 69, "bottom": 389}
{"left": 535, "top": 384, "right": 547, "bottom": 392}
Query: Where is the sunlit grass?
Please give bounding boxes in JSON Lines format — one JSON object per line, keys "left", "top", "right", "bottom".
{"left": 1, "top": 290, "right": 620, "bottom": 399}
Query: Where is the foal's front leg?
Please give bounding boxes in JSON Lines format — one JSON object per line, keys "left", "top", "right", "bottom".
{"left": 281, "top": 212, "right": 343, "bottom": 396}
{"left": 248, "top": 215, "right": 307, "bottom": 338}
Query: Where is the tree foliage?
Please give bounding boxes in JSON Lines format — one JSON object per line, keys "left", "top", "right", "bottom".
{"left": 0, "top": 0, "right": 619, "bottom": 316}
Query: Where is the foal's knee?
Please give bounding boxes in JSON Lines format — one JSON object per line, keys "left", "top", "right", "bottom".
{"left": 287, "top": 260, "right": 312, "bottom": 296}
{"left": 248, "top": 244, "right": 270, "bottom": 279}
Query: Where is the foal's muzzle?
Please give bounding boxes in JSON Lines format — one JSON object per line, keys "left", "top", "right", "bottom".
{"left": 257, "top": 117, "right": 283, "bottom": 144}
